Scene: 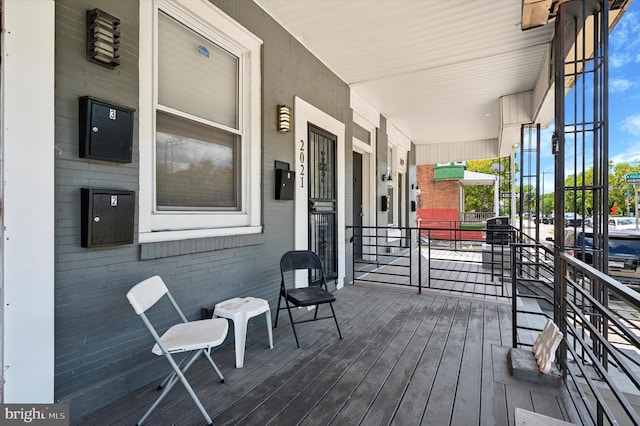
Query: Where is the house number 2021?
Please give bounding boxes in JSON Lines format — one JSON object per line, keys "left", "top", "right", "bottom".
{"left": 299, "top": 139, "right": 305, "bottom": 188}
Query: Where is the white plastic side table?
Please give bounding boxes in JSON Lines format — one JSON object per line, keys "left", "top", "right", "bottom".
{"left": 213, "top": 297, "right": 274, "bottom": 368}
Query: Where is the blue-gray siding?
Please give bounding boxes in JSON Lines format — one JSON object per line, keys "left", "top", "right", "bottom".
{"left": 54, "top": 0, "right": 354, "bottom": 418}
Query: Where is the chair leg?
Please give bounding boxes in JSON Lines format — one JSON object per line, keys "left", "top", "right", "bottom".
{"left": 329, "top": 302, "right": 342, "bottom": 339}
{"left": 284, "top": 297, "right": 300, "bottom": 348}
{"left": 157, "top": 352, "right": 190, "bottom": 390}
{"left": 203, "top": 348, "right": 225, "bottom": 383}
{"left": 274, "top": 292, "right": 283, "bottom": 329}
{"left": 138, "top": 349, "right": 212, "bottom": 426}
{"left": 265, "top": 309, "right": 274, "bottom": 349}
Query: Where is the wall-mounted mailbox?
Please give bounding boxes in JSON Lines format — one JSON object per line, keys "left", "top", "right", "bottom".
{"left": 275, "top": 168, "right": 295, "bottom": 200}
{"left": 81, "top": 188, "right": 135, "bottom": 248}
{"left": 411, "top": 200, "right": 416, "bottom": 212}
{"left": 381, "top": 195, "right": 389, "bottom": 212}
{"left": 79, "top": 96, "right": 134, "bottom": 163}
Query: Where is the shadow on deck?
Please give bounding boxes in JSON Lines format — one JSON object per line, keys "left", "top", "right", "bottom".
{"left": 75, "top": 284, "right": 578, "bottom": 425}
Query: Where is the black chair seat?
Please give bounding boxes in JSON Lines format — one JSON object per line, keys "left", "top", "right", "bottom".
{"left": 274, "top": 250, "right": 342, "bottom": 347}
{"left": 286, "top": 286, "right": 335, "bottom": 306}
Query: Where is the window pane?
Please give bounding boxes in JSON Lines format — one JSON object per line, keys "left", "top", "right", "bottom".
{"left": 156, "top": 112, "right": 239, "bottom": 210}
{"left": 158, "top": 12, "right": 239, "bottom": 129}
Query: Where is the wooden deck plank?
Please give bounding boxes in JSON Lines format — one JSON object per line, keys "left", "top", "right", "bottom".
{"left": 320, "top": 297, "right": 439, "bottom": 425}
{"left": 241, "top": 296, "right": 423, "bottom": 425}
{"left": 357, "top": 297, "right": 447, "bottom": 426}
{"left": 450, "top": 302, "right": 486, "bottom": 425}
{"left": 421, "top": 301, "right": 472, "bottom": 424}
{"left": 297, "top": 297, "right": 430, "bottom": 425}
{"left": 530, "top": 390, "right": 566, "bottom": 421}
{"left": 390, "top": 298, "right": 460, "bottom": 425}
{"left": 479, "top": 342, "right": 508, "bottom": 426}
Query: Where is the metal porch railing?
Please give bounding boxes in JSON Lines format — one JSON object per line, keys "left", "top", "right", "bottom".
{"left": 511, "top": 242, "right": 640, "bottom": 425}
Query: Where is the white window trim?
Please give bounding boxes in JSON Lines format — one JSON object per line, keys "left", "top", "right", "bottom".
{"left": 139, "top": 0, "right": 262, "bottom": 243}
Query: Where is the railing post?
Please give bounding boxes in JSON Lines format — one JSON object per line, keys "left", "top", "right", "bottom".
{"left": 418, "top": 226, "right": 422, "bottom": 294}
{"left": 511, "top": 243, "right": 518, "bottom": 348}
{"left": 557, "top": 256, "right": 567, "bottom": 379}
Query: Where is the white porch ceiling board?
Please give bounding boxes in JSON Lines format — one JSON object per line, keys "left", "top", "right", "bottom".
{"left": 254, "top": 0, "right": 555, "bottom": 162}
{"left": 416, "top": 139, "right": 499, "bottom": 165}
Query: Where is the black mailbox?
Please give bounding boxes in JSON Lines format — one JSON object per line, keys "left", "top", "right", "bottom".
{"left": 275, "top": 168, "right": 295, "bottom": 200}
{"left": 486, "top": 216, "right": 510, "bottom": 245}
{"left": 81, "top": 188, "right": 135, "bottom": 248}
{"left": 79, "top": 96, "right": 134, "bottom": 163}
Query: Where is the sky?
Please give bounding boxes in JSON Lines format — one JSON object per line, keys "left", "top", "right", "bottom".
{"left": 537, "top": 1, "right": 640, "bottom": 194}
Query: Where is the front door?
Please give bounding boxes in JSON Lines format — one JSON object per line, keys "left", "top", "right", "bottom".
{"left": 353, "top": 152, "right": 363, "bottom": 260}
{"left": 308, "top": 124, "right": 338, "bottom": 280}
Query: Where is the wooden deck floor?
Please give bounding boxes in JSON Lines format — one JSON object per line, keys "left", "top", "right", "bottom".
{"left": 75, "top": 284, "right": 577, "bottom": 426}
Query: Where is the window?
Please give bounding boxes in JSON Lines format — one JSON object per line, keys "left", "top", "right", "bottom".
{"left": 139, "top": 0, "right": 262, "bottom": 242}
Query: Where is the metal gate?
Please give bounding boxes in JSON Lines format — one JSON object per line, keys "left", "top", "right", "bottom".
{"left": 308, "top": 124, "right": 338, "bottom": 280}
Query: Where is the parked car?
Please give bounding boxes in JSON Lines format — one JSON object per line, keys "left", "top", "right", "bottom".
{"left": 542, "top": 214, "right": 554, "bottom": 225}
{"left": 583, "top": 216, "right": 593, "bottom": 227}
{"left": 608, "top": 217, "right": 639, "bottom": 230}
{"left": 564, "top": 212, "right": 582, "bottom": 227}
{"left": 565, "top": 229, "right": 640, "bottom": 288}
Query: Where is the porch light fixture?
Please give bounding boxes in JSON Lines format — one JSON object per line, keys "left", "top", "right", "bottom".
{"left": 277, "top": 105, "right": 292, "bottom": 133}
{"left": 381, "top": 169, "right": 392, "bottom": 182}
{"left": 86, "top": 8, "right": 121, "bottom": 69}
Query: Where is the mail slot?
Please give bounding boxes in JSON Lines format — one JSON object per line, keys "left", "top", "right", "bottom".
{"left": 81, "top": 188, "right": 135, "bottom": 248}
{"left": 309, "top": 200, "right": 335, "bottom": 213}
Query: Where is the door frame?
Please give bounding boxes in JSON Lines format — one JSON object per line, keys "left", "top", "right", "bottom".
{"left": 352, "top": 96, "right": 378, "bottom": 262}
{"left": 294, "top": 97, "right": 345, "bottom": 289}
{"left": 353, "top": 139, "right": 376, "bottom": 260}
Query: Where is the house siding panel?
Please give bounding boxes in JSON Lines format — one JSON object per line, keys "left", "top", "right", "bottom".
{"left": 54, "top": 0, "right": 351, "bottom": 419}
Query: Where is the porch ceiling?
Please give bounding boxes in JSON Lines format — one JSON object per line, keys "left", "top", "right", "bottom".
{"left": 254, "top": 0, "right": 556, "bottom": 162}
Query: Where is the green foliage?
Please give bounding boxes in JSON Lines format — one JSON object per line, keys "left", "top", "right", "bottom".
{"left": 463, "top": 159, "right": 640, "bottom": 217}
{"left": 465, "top": 158, "right": 512, "bottom": 214}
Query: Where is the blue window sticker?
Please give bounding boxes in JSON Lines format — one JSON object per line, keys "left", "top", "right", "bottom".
{"left": 198, "top": 45, "right": 210, "bottom": 58}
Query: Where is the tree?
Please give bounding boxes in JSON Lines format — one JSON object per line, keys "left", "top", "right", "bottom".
{"left": 465, "top": 157, "right": 513, "bottom": 214}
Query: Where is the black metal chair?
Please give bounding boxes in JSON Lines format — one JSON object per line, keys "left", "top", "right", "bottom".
{"left": 274, "top": 250, "right": 342, "bottom": 347}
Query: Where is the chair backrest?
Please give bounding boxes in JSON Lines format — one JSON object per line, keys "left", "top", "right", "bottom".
{"left": 280, "top": 250, "right": 326, "bottom": 287}
{"left": 127, "top": 275, "right": 169, "bottom": 315}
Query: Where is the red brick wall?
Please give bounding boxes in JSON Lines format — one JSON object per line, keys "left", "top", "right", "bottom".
{"left": 416, "top": 164, "right": 460, "bottom": 213}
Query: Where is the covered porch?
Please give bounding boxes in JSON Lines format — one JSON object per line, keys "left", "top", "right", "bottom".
{"left": 76, "top": 283, "right": 577, "bottom": 425}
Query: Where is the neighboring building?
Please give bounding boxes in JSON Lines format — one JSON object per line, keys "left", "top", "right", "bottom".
{"left": 416, "top": 162, "right": 496, "bottom": 226}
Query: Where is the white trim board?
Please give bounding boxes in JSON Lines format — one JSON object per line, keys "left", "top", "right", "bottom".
{"left": 2, "top": 0, "right": 56, "bottom": 403}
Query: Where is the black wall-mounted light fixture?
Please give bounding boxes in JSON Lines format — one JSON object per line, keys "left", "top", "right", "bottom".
{"left": 86, "top": 8, "right": 121, "bottom": 69}
{"left": 381, "top": 168, "right": 392, "bottom": 182}
{"left": 277, "top": 105, "right": 292, "bottom": 133}
{"left": 411, "top": 182, "right": 421, "bottom": 195}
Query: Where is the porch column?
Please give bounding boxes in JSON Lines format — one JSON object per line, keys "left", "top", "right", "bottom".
{"left": 2, "top": 0, "right": 56, "bottom": 402}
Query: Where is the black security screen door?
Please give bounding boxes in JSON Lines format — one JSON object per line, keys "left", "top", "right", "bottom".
{"left": 308, "top": 124, "right": 338, "bottom": 280}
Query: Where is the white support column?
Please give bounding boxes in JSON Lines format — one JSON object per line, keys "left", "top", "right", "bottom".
{"left": 2, "top": 0, "right": 56, "bottom": 402}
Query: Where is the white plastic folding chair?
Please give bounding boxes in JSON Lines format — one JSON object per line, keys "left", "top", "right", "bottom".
{"left": 127, "top": 275, "right": 228, "bottom": 425}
